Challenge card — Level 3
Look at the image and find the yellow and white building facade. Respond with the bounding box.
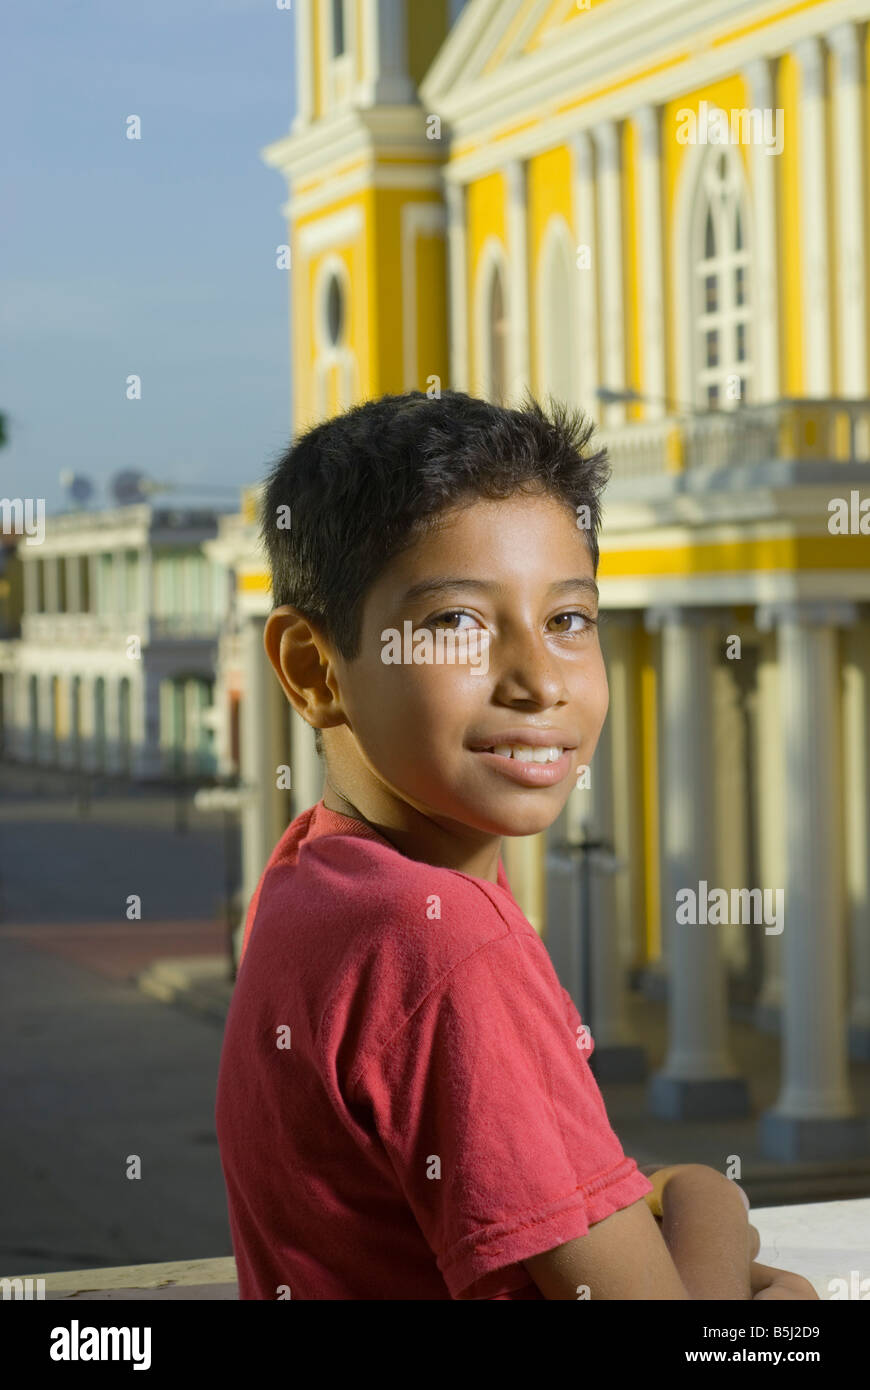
[219,0,870,1160]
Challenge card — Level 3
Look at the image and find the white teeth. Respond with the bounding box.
[491,744,563,763]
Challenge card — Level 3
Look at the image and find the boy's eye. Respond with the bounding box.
[427,610,478,630]
[550,611,597,634]
[426,610,596,633]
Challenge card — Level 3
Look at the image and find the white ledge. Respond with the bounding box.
[4,1198,869,1299]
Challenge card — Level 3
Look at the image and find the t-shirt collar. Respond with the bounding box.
[309,800,510,892]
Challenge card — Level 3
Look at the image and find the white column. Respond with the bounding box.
[570,130,600,423]
[56,675,75,769]
[79,675,95,771]
[43,556,59,613]
[795,36,831,396]
[360,0,414,106]
[828,22,867,396]
[712,656,749,978]
[238,616,291,960]
[743,57,780,402]
[114,549,127,616]
[66,554,81,614]
[756,601,869,1159]
[445,181,469,392]
[593,120,625,427]
[36,674,54,764]
[88,555,100,616]
[843,621,870,1053]
[581,685,646,1080]
[633,105,665,419]
[22,558,38,616]
[646,607,749,1119]
[505,159,530,403]
[606,615,646,978]
[289,705,323,815]
[104,675,122,773]
[753,643,786,1029]
[291,0,314,132]
[139,547,152,619]
[134,665,162,778]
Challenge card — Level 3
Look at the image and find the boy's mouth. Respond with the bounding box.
[468,744,576,786]
[467,729,577,763]
[474,743,568,763]
[467,730,578,784]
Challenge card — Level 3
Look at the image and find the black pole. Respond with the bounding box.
[575,836,613,1045]
[174,748,187,832]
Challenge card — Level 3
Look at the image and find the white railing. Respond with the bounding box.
[600,398,870,482]
[598,416,677,481]
[19,613,219,644]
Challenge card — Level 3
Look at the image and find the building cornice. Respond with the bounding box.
[429,0,866,184]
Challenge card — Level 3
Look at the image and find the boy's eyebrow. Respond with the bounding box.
[400,577,600,603]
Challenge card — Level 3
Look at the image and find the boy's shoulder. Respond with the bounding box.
[299,826,527,958]
[243,803,546,1007]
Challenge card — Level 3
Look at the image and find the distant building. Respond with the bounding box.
[0,504,223,779]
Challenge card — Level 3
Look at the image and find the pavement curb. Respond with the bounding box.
[137,956,234,1026]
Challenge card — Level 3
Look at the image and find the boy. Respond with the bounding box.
[215,390,816,1301]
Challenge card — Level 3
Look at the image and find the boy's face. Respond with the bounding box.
[317,490,609,847]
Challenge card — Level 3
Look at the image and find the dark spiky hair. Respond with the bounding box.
[259,389,610,757]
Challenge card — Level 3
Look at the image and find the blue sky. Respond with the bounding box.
[3,0,298,515]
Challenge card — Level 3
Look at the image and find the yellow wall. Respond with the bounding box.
[622,119,642,419]
[777,52,802,393]
[639,631,661,962]
[825,43,839,391]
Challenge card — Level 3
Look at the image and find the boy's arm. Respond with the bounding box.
[656,1165,754,1300]
[648,1166,817,1300]
[522,1163,753,1300]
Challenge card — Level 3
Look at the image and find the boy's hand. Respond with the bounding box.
[750,1261,820,1301]
[642,1164,817,1300]
[639,1162,751,1210]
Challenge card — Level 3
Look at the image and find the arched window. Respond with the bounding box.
[539,220,578,408]
[325,272,345,347]
[331,0,346,56]
[487,264,508,404]
[692,145,752,410]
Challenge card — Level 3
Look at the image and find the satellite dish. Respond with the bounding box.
[110,470,150,505]
[59,471,95,507]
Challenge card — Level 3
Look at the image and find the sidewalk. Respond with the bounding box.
[139,955,870,1210]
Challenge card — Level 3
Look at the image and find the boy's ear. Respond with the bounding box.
[263,605,345,733]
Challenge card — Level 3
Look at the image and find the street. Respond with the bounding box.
[0,762,238,1275]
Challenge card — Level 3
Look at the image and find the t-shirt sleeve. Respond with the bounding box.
[350,933,654,1299]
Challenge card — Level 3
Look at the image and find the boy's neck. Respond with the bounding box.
[322,781,502,885]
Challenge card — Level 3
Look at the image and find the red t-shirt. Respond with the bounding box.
[215,801,652,1300]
